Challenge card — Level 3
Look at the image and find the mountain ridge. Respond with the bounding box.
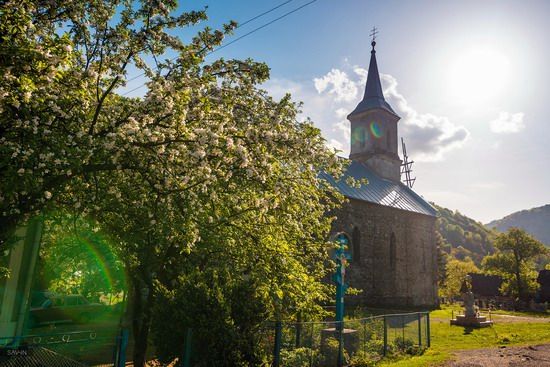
[485,204,550,246]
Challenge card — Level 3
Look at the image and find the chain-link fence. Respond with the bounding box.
[0,329,125,367]
[271,312,430,367]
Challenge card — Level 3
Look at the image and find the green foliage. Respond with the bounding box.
[349,351,379,367]
[1,1,345,365]
[432,203,497,266]
[483,227,547,300]
[36,213,125,301]
[152,271,272,366]
[438,259,479,300]
[280,347,321,367]
[322,336,350,366]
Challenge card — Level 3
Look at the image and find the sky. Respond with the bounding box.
[124,0,550,224]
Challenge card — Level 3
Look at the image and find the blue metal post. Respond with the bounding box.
[333,233,351,366]
[183,328,192,367]
[273,321,282,367]
[116,328,129,367]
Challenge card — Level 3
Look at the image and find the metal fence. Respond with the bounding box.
[271,312,430,367]
[0,313,428,366]
[0,329,127,367]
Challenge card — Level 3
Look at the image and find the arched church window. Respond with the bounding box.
[390,232,396,270]
[352,227,361,262]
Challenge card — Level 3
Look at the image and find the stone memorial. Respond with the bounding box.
[450,275,493,327]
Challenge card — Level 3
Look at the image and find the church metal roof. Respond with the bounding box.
[321,159,437,217]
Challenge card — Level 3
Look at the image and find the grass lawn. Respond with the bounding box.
[375,308,550,367]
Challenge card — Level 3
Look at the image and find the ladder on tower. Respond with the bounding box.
[400,138,416,188]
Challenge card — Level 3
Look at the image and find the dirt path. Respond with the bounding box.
[443,344,550,366]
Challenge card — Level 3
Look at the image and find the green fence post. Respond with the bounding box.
[426,312,431,348]
[116,328,129,367]
[274,321,282,367]
[363,318,367,356]
[418,313,422,346]
[183,328,192,367]
[401,315,405,351]
[383,316,387,356]
[296,313,302,348]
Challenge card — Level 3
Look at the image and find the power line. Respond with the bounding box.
[237,0,294,29]
[124,0,295,85]
[212,0,317,54]
[121,0,317,96]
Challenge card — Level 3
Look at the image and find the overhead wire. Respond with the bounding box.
[121,0,318,96]
[124,0,295,85]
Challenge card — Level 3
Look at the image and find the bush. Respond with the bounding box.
[280,347,321,367]
[151,273,271,366]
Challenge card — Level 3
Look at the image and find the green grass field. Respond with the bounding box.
[375,307,550,367]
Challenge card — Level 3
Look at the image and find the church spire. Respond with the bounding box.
[347,29,402,182]
[364,41,385,101]
[348,34,398,118]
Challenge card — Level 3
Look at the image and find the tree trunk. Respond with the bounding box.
[130,277,155,367]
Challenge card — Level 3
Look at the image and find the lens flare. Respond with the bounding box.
[39,215,127,298]
[370,121,381,138]
[76,235,124,294]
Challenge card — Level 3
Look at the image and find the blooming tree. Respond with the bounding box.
[1,1,344,364]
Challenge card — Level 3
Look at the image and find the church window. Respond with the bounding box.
[352,227,361,262]
[387,130,391,149]
[390,232,396,270]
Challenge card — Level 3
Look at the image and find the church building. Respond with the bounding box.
[322,38,438,307]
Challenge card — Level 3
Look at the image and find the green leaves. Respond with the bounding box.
[482,227,547,300]
[2,1,344,363]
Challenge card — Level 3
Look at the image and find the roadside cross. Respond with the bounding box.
[333,233,352,328]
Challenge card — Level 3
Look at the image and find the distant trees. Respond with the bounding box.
[483,227,547,301]
[438,258,479,301]
[433,203,496,266]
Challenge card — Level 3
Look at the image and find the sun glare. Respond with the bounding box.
[448,48,510,104]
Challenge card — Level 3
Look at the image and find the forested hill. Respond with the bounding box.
[486,204,550,246]
[432,203,498,266]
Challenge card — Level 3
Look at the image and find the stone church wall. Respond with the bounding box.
[330,198,438,308]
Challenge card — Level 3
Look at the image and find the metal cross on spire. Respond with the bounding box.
[370,27,378,42]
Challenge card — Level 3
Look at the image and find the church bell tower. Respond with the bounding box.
[348,35,402,182]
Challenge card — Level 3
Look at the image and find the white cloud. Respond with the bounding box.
[381,73,469,162]
[490,111,525,134]
[313,69,358,102]
[264,66,469,161]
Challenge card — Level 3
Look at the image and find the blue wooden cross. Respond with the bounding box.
[333,233,352,329]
